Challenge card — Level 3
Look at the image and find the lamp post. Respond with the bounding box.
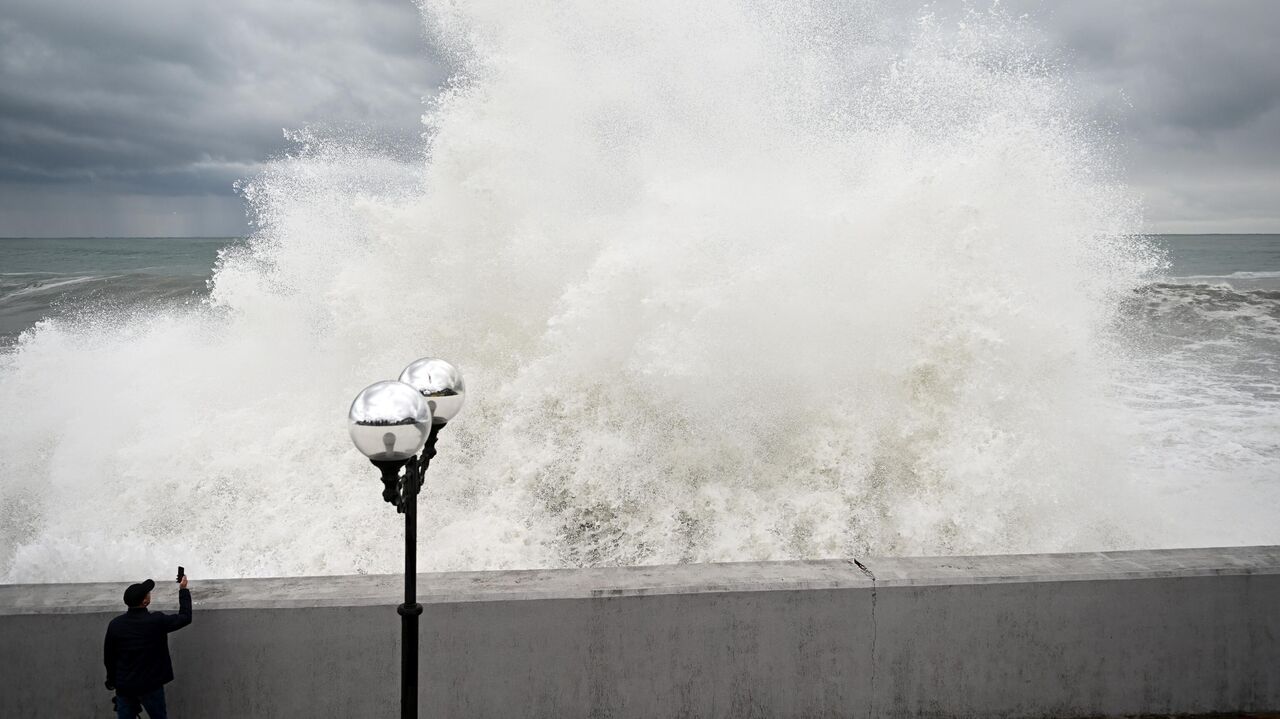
[347,358,466,719]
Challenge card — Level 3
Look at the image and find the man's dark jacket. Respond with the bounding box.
[103,588,192,694]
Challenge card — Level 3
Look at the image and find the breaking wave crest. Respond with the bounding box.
[2,2,1274,583]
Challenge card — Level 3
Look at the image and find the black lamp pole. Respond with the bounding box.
[349,358,466,719]
[371,422,445,719]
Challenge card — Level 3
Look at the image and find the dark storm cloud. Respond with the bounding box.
[0,0,441,235]
[999,0,1280,231]
[1042,2,1279,133]
[0,0,1277,234]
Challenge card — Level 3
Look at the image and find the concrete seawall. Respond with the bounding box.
[1,546,1277,717]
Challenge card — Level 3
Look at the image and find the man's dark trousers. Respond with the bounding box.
[115,687,168,719]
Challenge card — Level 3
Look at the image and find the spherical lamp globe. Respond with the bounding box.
[347,380,433,463]
[398,358,466,425]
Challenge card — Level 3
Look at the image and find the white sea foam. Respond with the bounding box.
[1179,271,1280,280]
[2,1,1276,583]
[2,275,117,298]
[1172,272,1280,292]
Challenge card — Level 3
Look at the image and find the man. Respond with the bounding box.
[104,573,193,719]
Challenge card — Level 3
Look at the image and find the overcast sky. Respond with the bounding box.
[1,0,1277,237]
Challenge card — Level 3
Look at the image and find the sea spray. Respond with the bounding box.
[2,1,1254,584]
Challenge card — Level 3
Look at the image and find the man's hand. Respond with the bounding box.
[179,574,189,590]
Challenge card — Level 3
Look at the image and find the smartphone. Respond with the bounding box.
[177,566,185,583]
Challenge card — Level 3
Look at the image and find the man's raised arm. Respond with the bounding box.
[163,574,192,633]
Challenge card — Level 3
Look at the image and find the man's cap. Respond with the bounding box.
[123,579,155,607]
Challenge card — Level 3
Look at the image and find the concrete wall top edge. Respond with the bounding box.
[861,544,1280,586]
[0,559,872,615]
[2,545,1276,615]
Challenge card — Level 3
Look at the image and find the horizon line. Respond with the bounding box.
[0,235,249,240]
[2,232,1278,240]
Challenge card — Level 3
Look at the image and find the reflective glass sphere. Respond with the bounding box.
[398,358,466,424]
[347,380,432,461]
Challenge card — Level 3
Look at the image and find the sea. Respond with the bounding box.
[0,237,229,348]
[1,3,1278,583]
